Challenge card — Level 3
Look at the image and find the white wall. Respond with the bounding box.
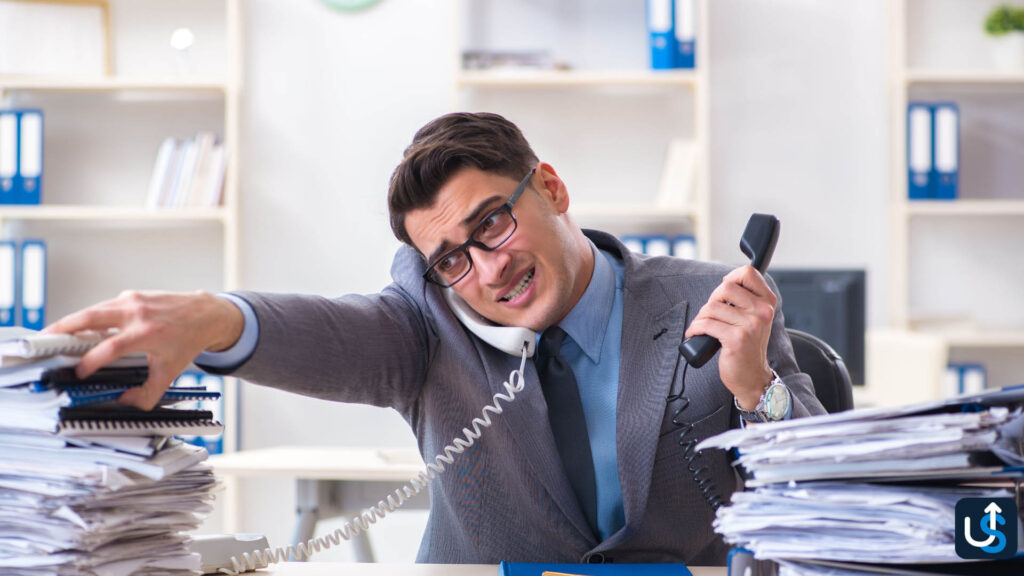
[220,0,894,558]
[226,0,453,560]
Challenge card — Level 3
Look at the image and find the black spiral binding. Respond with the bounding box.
[660,318,727,512]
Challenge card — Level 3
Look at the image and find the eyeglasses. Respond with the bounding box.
[423,168,536,288]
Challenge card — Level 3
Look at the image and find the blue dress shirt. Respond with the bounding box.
[194,293,259,369]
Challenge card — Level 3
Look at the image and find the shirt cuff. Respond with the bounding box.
[194,293,259,370]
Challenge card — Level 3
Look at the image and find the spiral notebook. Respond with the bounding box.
[56,406,223,438]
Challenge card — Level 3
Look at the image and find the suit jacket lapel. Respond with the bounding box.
[614,284,690,536]
[482,348,599,545]
[591,229,733,545]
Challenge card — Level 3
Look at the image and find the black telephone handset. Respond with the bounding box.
[679,213,781,368]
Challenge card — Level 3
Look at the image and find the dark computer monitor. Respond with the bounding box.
[768,268,866,387]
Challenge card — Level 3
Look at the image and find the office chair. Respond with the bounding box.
[787,328,855,413]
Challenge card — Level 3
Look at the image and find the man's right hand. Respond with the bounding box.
[44,290,244,410]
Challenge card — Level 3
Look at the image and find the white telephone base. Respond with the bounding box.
[192,533,270,574]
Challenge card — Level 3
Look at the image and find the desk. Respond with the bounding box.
[258,563,725,576]
[209,446,427,562]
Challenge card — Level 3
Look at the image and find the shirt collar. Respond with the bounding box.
[558,241,616,363]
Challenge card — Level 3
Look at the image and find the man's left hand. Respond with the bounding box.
[684,265,776,410]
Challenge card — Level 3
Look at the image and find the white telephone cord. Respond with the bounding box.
[220,345,530,574]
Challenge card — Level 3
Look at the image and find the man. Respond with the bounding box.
[49,112,825,564]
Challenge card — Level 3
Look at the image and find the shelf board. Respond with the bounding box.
[0,205,228,222]
[942,330,1024,348]
[904,199,1024,216]
[569,203,697,220]
[905,69,1024,85]
[456,69,698,88]
[0,77,228,93]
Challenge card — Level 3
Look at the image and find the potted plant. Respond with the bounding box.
[984,4,1024,71]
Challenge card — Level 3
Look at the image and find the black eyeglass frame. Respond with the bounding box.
[422,167,537,288]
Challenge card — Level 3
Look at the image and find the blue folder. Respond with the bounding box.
[648,0,676,70]
[0,109,43,205]
[67,388,220,407]
[931,102,959,200]
[674,0,696,69]
[0,240,15,327]
[498,562,690,576]
[16,110,43,205]
[19,239,46,330]
[907,102,933,199]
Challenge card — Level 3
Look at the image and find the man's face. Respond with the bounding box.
[405,165,590,332]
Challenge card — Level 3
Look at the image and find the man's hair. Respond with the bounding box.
[388,112,539,248]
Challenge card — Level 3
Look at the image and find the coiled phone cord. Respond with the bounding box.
[220,345,530,574]
[664,327,726,512]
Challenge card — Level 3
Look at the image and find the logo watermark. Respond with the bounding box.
[955,497,1018,559]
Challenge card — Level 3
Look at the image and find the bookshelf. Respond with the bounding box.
[451,0,712,259]
[0,0,242,453]
[884,0,1024,401]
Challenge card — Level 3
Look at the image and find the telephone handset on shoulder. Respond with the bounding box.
[443,288,536,358]
[200,291,534,574]
[679,213,781,368]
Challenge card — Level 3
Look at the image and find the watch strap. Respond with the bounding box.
[736,368,785,423]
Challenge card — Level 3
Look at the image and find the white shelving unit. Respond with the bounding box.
[451,0,711,259]
[883,0,1024,401]
[0,0,242,450]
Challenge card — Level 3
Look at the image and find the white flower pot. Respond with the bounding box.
[991,33,1024,72]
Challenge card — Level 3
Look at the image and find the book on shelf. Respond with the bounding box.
[145,132,227,209]
[655,137,696,210]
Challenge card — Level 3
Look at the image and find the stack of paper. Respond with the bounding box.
[0,331,221,575]
[698,388,1024,575]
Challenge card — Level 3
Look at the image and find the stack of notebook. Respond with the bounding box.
[699,387,1024,575]
[0,328,222,575]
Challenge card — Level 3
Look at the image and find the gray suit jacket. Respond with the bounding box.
[229,230,825,565]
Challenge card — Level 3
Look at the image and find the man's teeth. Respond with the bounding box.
[501,269,534,302]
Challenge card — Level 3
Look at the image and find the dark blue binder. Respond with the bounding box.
[674,0,696,69]
[0,240,15,327]
[907,102,934,199]
[932,102,960,200]
[0,109,43,205]
[0,110,18,204]
[19,239,46,330]
[16,110,43,205]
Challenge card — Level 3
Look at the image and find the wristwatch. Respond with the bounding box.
[736,369,792,423]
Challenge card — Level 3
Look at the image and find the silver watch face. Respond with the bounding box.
[765,383,791,420]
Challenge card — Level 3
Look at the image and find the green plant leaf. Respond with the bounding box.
[985,4,1024,36]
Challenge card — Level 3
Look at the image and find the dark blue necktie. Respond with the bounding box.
[536,326,598,536]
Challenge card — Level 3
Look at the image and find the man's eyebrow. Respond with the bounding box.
[426,241,452,266]
[426,195,506,264]
[461,195,504,227]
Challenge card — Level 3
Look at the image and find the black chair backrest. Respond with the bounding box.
[787,328,854,413]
